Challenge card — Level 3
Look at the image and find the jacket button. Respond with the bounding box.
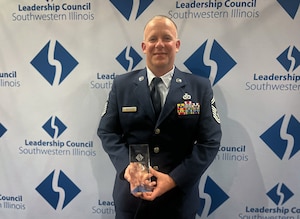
[154,147,160,153]
[154,128,160,134]
[153,165,159,171]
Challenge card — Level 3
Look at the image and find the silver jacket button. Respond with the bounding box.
[154,128,160,134]
[153,165,159,171]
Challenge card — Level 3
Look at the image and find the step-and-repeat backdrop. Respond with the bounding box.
[1,0,299,218]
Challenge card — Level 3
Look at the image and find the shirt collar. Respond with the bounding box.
[146,66,174,89]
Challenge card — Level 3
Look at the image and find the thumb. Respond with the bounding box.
[149,166,159,176]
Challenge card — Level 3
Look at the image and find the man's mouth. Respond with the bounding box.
[154,52,167,55]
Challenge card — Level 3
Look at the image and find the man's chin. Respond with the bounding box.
[153,59,168,66]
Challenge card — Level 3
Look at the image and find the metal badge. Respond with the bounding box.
[176,78,182,83]
[182,93,191,100]
[139,76,144,81]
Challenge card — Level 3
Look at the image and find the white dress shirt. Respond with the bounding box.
[147,66,174,107]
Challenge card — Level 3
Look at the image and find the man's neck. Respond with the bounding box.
[147,66,174,77]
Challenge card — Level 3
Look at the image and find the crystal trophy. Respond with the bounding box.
[129,144,152,193]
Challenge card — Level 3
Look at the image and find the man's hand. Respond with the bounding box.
[124,163,155,198]
[142,167,176,201]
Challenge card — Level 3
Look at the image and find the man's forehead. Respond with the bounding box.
[144,19,177,37]
[146,18,174,29]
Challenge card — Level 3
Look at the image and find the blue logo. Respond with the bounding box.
[260,114,300,160]
[36,170,81,210]
[116,46,142,71]
[42,116,67,139]
[277,0,300,19]
[198,176,229,217]
[267,183,294,205]
[110,0,153,20]
[184,39,236,86]
[277,46,300,72]
[0,123,7,138]
[31,40,78,86]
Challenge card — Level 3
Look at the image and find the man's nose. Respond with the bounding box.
[155,39,164,48]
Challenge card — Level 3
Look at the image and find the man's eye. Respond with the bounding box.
[163,37,172,41]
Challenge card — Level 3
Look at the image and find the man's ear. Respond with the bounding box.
[176,39,181,52]
[141,42,147,54]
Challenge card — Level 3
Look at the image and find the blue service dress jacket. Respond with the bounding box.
[98,67,221,219]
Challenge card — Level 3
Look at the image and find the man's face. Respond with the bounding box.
[142,18,180,74]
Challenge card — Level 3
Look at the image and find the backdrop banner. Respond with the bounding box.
[1,0,299,218]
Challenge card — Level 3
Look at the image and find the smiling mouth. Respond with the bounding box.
[154,53,167,56]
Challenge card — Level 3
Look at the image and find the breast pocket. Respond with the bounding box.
[176,114,200,131]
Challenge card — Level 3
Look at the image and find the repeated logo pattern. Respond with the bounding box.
[198,176,229,217]
[277,46,300,72]
[2,2,297,218]
[42,116,67,139]
[184,39,236,86]
[110,0,153,20]
[31,40,78,86]
[260,114,300,160]
[116,46,142,71]
[0,123,7,138]
[36,170,81,210]
[277,0,300,19]
[267,183,294,206]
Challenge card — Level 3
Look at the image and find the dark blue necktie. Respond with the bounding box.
[150,77,162,118]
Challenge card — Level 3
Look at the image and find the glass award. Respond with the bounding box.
[129,144,152,193]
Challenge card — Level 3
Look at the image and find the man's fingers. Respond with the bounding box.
[149,166,159,176]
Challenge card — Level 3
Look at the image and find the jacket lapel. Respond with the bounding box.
[133,69,156,122]
[157,68,187,125]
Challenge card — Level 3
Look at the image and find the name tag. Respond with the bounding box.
[122,106,137,113]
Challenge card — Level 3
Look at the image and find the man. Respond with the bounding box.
[98,15,221,219]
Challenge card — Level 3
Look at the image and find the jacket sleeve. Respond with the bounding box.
[97,78,129,176]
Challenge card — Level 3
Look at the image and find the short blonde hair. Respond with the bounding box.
[143,15,178,38]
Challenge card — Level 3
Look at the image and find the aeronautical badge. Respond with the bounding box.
[182,93,191,100]
[211,97,221,123]
[177,93,200,115]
